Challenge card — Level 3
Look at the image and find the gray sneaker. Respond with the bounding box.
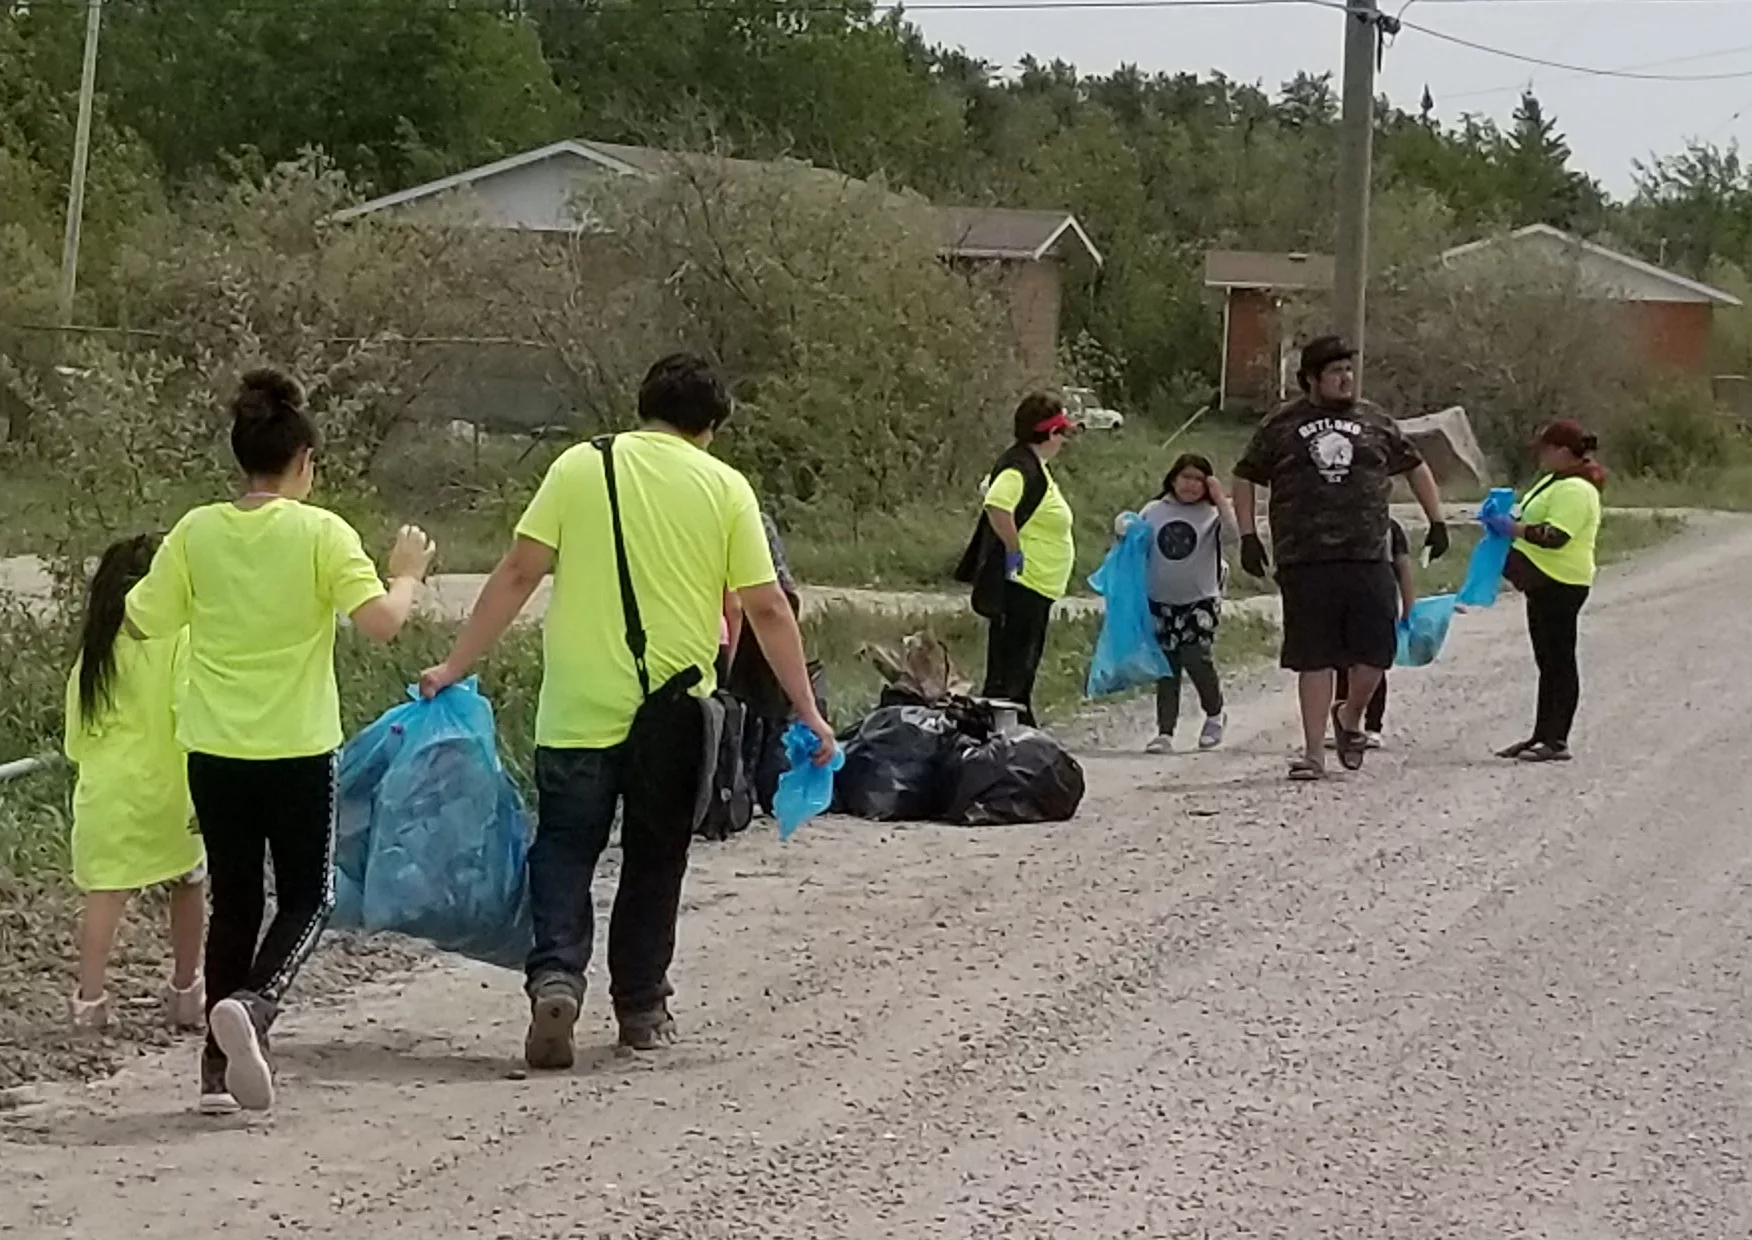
[1198,712,1227,750]
[208,993,276,1112]
[525,977,582,1071]
[616,1003,677,1052]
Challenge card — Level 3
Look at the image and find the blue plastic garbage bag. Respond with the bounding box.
[774,721,846,841]
[332,680,534,970]
[1457,487,1518,608]
[1396,593,1459,667]
[1085,515,1173,698]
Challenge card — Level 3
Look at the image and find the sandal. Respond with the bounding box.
[1331,710,1367,772]
[1495,739,1536,760]
[1287,756,1326,782]
[1516,741,1572,764]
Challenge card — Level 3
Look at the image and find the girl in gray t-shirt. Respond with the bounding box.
[1126,453,1238,754]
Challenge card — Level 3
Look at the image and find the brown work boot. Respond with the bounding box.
[616,1003,677,1052]
[525,976,582,1071]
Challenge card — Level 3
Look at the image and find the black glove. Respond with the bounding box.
[1240,532,1270,578]
[1424,520,1450,562]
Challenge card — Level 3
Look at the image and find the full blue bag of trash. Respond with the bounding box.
[332,680,534,970]
[773,721,846,841]
[1396,594,1459,667]
[1085,514,1173,698]
[1456,487,1518,607]
[332,692,415,929]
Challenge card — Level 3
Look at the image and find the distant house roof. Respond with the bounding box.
[936,206,1103,265]
[1441,224,1741,307]
[1204,250,1334,292]
[336,139,1102,267]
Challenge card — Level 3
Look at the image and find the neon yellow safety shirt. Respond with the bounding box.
[1514,473,1602,587]
[984,464,1076,602]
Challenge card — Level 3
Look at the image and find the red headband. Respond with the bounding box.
[1034,410,1075,436]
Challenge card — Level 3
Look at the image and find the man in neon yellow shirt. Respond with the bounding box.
[421,354,835,1068]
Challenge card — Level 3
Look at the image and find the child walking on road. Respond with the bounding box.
[1334,518,1416,748]
[64,534,207,1035]
[1134,454,1236,754]
[125,369,436,1115]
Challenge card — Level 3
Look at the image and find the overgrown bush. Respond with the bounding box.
[1367,249,1636,476]
[1604,381,1735,480]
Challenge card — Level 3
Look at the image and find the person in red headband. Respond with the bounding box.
[1485,419,1605,763]
[954,394,1078,726]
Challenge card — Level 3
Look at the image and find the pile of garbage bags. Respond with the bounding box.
[331,679,534,969]
[832,693,1085,826]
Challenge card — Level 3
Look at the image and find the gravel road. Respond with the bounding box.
[6,520,1752,1238]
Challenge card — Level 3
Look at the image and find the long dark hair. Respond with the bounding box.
[77,534,161,724]
[1159,452,1217,503]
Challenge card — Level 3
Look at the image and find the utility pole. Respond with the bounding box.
[1333,0,1379,389]
[58,0,104,326]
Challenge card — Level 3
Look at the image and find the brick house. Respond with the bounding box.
[1439,224,1739,374]
[1203,250,1333,412]
[337,139,1100,397]
[1206,226,1739,415]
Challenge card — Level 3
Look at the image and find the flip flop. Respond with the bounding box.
[1495,739,1536,760]
[1516,741,1573,764]
[1287,756,1325,782]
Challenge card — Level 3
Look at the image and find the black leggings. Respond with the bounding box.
[188,753,337,1052]
[982,581,1055,727]
[1526,583,1590,745]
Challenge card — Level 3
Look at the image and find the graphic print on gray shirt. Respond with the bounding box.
[1140,498,1227,606]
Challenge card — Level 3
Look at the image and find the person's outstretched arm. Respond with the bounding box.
[738,580,836,764]
[418,536,552,695]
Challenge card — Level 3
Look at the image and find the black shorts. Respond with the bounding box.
[1276,560,1398,672]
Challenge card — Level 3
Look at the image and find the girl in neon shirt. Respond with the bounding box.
[127,369,436,1114]
[64,534,207,1036]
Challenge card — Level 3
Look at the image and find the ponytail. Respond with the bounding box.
[76,534,161,725]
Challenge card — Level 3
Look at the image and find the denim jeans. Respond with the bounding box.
[527,730,703,1015]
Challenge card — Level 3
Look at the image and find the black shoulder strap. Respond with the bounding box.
[592,434,650,697]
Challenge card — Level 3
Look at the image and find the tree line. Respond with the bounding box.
[4,0,1751,413]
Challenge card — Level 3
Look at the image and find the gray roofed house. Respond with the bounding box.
[337,139,1100,380]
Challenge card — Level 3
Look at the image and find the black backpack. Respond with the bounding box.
[954,444,1049,619]
[698,692,755,841]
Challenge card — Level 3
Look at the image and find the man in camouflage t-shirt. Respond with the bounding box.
[1231,335,1449,781]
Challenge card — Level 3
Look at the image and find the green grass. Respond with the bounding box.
[783,420,1256,592]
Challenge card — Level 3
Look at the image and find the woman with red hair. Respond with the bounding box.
[1485,420,1606,763]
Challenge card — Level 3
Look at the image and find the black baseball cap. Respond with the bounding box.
[1297,335,1357,389]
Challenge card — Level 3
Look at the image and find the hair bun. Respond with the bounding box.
[236,368,305,420]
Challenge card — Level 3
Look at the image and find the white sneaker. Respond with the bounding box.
[164,976,205,1032]
[68,992,110,1033]
[1144,734,1174,755]
[1363,731,1384,750]
[1198,713,1227,751]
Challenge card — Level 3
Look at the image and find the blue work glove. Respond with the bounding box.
[1481,512,1515,539]
[1004,549,1026,580]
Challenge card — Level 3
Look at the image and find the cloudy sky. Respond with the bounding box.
[905,0,1752,197]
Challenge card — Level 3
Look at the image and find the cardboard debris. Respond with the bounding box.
[1399,405,1486,489]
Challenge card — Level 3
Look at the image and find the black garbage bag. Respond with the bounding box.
[833,705,962,822]
[944,727,1085,826]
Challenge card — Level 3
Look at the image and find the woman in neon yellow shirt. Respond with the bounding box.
[1487,419,1605,764]
[64,534,206,1037]
[958,394,1076,726]
[126,369,436,1115]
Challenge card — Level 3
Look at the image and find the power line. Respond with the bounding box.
[1399,16,1752,80]
[1442,40,1752,102]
